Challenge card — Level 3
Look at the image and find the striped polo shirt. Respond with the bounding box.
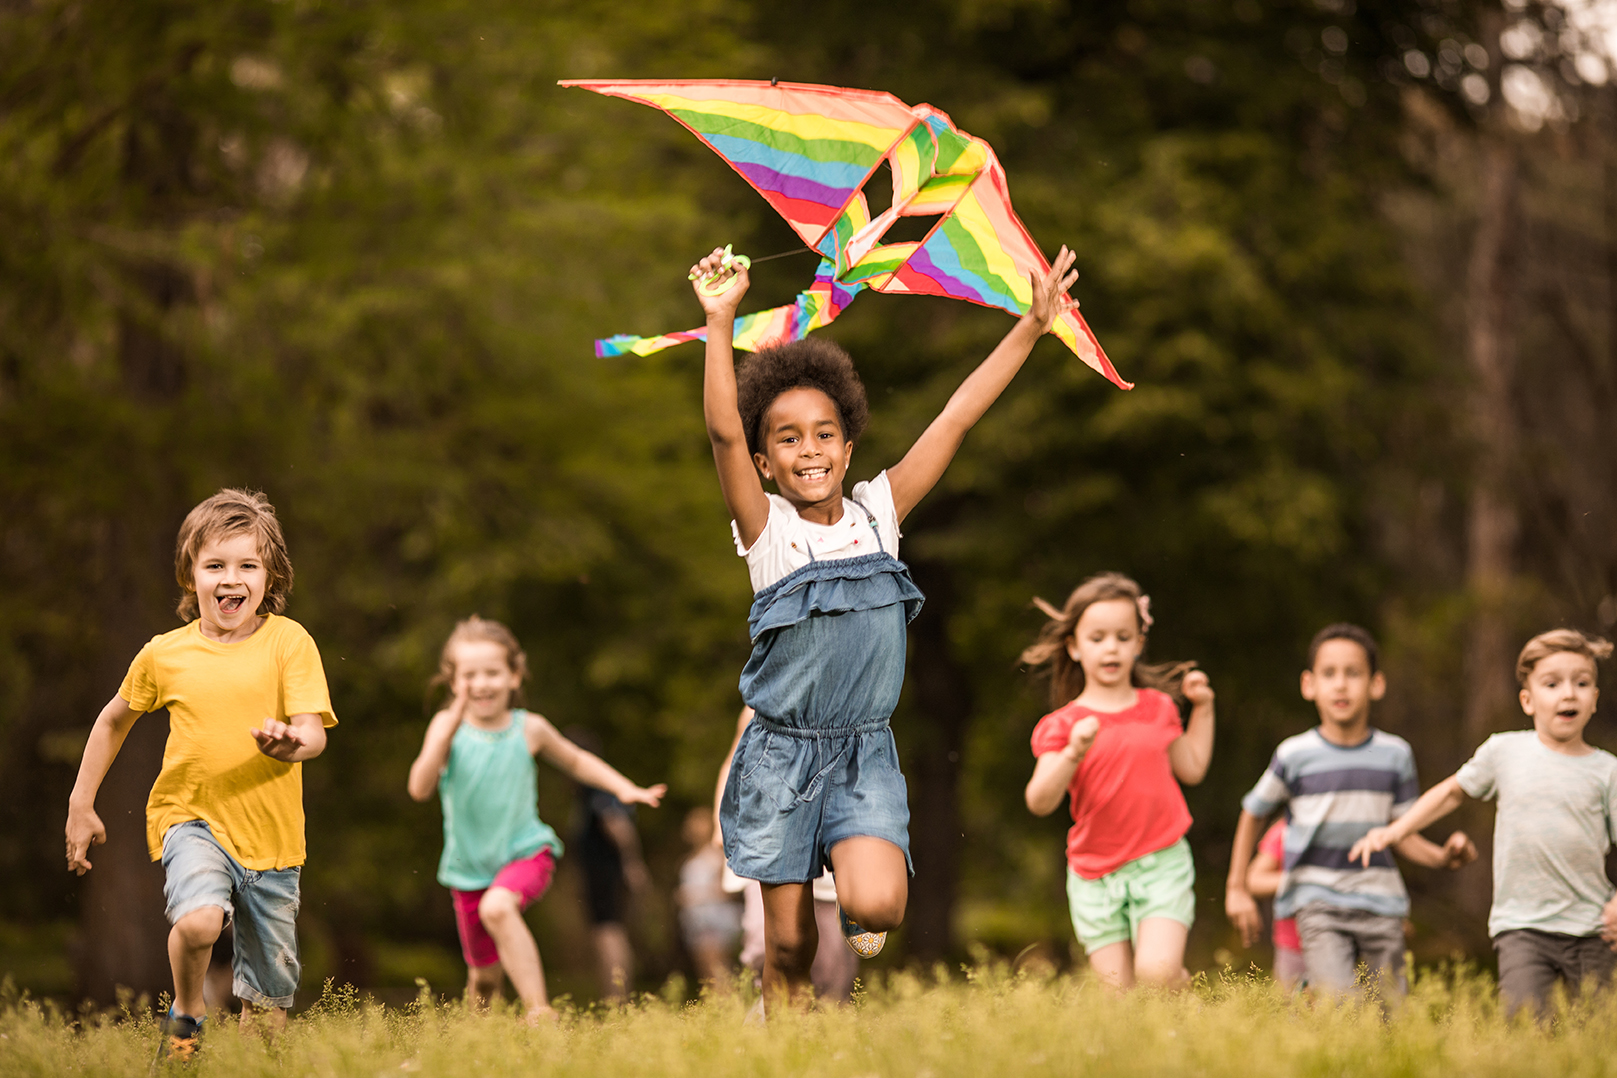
[1242,727,1421,919]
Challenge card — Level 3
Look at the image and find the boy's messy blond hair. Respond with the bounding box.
[174,489,294,622]
[1515,629,1614,686]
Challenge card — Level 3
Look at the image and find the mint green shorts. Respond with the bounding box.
[1066,838,1196,954]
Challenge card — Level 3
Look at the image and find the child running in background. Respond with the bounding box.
[65,489,336,1060]
[1022,573,1216,989]
[1247,820,1305,991]
[1226,624,1475,998]
[693,243,1081,1008]
[406,617,665,1021]
[677,808,743,988]
[1349,629,1617,1016]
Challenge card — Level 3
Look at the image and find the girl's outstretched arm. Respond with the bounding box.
[1167,671,1215,784]
[887,247,1078,523]
[531,715,667,807]
[694,250,772,549]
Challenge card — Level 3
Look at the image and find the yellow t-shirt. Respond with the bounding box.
[119,613,337,870]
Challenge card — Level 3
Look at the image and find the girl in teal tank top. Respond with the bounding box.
[407,617,666,1020]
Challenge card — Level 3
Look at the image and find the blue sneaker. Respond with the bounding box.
[838,907,886,959]
[154,1009,204,1068]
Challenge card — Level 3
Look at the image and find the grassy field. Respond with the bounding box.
[5,964,1617,1078]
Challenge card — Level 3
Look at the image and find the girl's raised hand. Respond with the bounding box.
[1026,245,1079,335]
[1182,669,1215,706]
[690,247,749,319]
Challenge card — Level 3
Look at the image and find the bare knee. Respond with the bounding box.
[478,889,521,930]
[1134,958,1187,988]
[174,907,225,949]
[845,882,906,932]
[765,925,816,977]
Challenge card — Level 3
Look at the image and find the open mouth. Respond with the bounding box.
[218,595,246,614]
[796,467,830,482]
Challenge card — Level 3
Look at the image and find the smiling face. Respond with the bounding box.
[752,387,851,510]
[191,531,269,642]
[450,639,523,725]
[1301,638,1385,737]
[1520,651,1599,752]
[1066,599,1144,693]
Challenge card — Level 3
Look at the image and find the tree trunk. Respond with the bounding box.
[902,556,973,963]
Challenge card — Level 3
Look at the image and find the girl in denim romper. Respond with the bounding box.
[690,243,1082,1008]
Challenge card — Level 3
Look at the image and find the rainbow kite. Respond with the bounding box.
[562,79,1129,390]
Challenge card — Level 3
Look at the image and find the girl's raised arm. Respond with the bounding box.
[532,716,666,807]
[887,247,1078,523]
[695,250,771,549]
[406,692,466,802]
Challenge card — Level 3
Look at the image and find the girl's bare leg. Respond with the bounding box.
[760,881,817,1009]
[477,887,553,1018]
[592,923,633,1002]
[1086,941,1136,990]
[828,837,907,931]
[1132,918,1190,987]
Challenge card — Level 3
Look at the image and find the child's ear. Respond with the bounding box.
[1300,669,1317,701]
[1066,636,1081,663]
[1519,687,1535,717]
[1369,671,1387,702]
[753,451,773,480]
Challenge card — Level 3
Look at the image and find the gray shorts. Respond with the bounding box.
[162,821,302,1009]
[1494,929,1616,1017]
[1294,903,1406,996]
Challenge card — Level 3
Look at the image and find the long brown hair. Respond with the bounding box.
[1020,572,1195,709]
[428,615,530,709]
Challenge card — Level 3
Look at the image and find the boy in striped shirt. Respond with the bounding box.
[1224,624,1476,995]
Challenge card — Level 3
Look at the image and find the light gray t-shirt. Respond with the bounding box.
[1457,730,1617,937]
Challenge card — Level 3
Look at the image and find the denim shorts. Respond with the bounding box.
[1065,838,1195,954]
[161,820,302,1009]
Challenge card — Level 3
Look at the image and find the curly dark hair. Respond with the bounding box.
[736,338,870,455]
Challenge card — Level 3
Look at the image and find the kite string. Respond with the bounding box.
[746,246,816,264]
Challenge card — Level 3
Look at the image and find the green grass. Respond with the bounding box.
[4,964,1617,1078]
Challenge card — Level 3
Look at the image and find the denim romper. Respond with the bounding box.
[721,499,925,884]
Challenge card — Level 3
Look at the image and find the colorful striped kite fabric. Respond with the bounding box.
[563,79,1128,390]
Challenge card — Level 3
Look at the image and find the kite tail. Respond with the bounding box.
[594,259,865,358]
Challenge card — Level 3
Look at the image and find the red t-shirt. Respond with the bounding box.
[1257,820,1300,952]
[1030,688,1192,880]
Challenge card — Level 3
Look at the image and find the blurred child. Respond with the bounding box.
[65,489,336,1060]
[1247,820,1304,990]
[567,725,653,1003]
[1022,573,1216,989]
[677,807,742,987]
[1226,624,1475,998]
[407,617,665,1021]
[1350,629,1617,1016]
[692,243,1082,1008]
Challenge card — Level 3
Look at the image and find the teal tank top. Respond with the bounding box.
[436,709,564,890]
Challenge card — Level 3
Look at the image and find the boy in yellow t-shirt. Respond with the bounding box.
[65,489,335,1059]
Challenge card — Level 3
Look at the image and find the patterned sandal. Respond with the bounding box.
[838,906,886,959]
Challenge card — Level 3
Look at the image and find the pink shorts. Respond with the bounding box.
[450,848,556,969]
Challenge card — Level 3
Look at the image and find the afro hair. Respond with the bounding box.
[736,338,870,455]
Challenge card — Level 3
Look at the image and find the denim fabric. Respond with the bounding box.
[724,549,922,884]
[162,820,302,1008]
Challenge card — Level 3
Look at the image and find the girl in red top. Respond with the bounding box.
[1023,572,1215,989]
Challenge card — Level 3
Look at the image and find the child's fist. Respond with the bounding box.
[1601,895,1617,951]
[690,247,749,318]
[1182,669,1214,706]
[1064,715,1100,760]
[65,807,105,876]
[1225,886,1264,948]
[1442,831,1478,870]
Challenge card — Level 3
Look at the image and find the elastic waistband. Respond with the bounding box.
[754,714,890,739]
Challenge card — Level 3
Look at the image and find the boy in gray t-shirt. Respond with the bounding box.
[1350,629,1617,1015]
